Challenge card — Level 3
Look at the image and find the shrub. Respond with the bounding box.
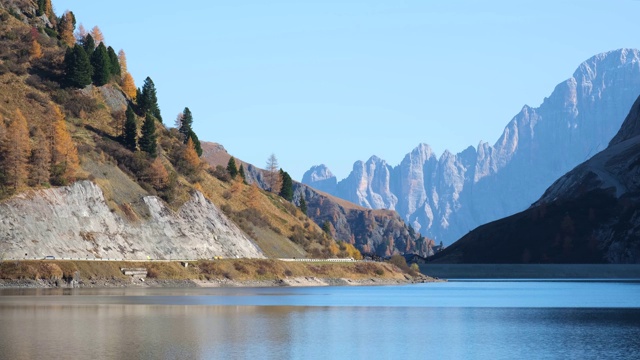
[209,165,230,182]
[388,254,410,273]
[375,268,384,276]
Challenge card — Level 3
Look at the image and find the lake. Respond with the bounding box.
[0,281,639,359]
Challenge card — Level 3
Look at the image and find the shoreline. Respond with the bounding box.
[0,276,436,289]
[0,259,438,289]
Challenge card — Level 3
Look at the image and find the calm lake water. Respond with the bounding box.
[1,281,639,359]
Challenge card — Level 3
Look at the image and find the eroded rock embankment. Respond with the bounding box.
[0,181,264,260]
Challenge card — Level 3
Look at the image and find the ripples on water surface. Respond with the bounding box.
[0,281,639,359]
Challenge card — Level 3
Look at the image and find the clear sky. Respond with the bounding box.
[54,0,640,181]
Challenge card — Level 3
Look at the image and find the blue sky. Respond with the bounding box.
[55,0,640,181]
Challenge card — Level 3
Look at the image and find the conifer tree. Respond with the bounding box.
[90,26,104,45]
[50,105,79,185]
[123,105,137,151]
[117,49,127,77]
[37,0,54,23]
[177,107,202,156]
[121,72,136,99]
[145,157,169,190]
[238,164,247,184]
[265,154,282,193]
[64,45,92,88]
[4,110,31,191]
[227,157,238,179]
[30,39,42,60]
[139,113,157,157]
[82,34,95,56]
[58,11,76,46]
[75,23,87,43]
[29,126,51,186]
[178,107,193,140]
[182,137,200,174]
[90,42,111,86]
[279,169,293,201]
[107,46,120,79]
[138,77,162,122]
[299,195,307,215]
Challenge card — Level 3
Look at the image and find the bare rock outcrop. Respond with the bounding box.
[0,181,264,260]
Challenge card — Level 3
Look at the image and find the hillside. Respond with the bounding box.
[430,95,640,264]
[0,0,362,261]
[303,49,640,245]
[201,142,430,257]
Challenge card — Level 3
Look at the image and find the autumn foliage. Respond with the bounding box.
[50,105,79,185]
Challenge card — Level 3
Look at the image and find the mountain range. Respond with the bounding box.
[431,93,640,263]
[303,49,640,245]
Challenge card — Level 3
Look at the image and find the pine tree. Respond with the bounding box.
[90,42,111,86]
[279,169,293,201]
[238,164,247,184]
[177,107,202,156]
[29,126,51,186]
[64,45,92,88]
[299,195,307,215]
[58,11,76,46]
[4,110,31,191]
[123,105,137,151]
[138,77,162,122]
[227,157,238,179]
[121,72,136,99]
[178,107,193,140]
[50,105,79,185]
[82,34,95,56]
[139,113,157,157]
[107,46,120,79]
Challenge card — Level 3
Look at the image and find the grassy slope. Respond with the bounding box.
[0,3,341,260]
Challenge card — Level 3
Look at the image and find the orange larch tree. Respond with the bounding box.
[182,137,201,174]
[30,39,42,59]
[118,49,127,76]
[75,23,87,42]
[50,105,79,185]
[58,11,76,46]
[145,157,169,190]
[90,26,104,45]
[4,110,31,191]
[121,72,137,99]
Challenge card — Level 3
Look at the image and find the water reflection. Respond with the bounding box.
[0,283,639,359]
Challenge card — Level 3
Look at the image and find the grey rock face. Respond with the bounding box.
[302,165,337,194]
[303,49,640,245]
[0,181,264,260]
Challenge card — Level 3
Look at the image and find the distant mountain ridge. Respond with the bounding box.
[430,93,640,264]
[303,49,640,245]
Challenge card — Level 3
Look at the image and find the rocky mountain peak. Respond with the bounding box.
[303,49,640,245]
[301,164,337,194]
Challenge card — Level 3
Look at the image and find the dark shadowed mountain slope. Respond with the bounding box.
[430,95,640,264]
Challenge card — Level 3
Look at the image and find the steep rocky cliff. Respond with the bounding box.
[304,49,640,245]
[0,181,264,260]
[430,95,640,264]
